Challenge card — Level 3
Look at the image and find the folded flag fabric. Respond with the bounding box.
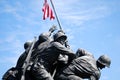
[42,0,55,20]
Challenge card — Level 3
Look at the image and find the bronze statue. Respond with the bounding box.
[55,50,111,80]
[30,31,76,80]
[2,27,111,80]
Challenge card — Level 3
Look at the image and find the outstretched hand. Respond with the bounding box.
[49,25,57,32]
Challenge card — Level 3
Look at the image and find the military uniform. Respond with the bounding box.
[30,31,76,80]
[30,41,76,80]
[55,55,101,80]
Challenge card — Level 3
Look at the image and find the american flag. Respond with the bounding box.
[42,0,55,20]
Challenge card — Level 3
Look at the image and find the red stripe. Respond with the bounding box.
[42,0,55,20]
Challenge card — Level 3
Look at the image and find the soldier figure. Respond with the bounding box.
[30,31,76,80]
[55,53,111,80]
[2,26,57,80]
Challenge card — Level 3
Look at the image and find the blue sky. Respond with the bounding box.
[0,0,120,80]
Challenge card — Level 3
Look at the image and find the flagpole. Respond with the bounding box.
[49,0,62,30]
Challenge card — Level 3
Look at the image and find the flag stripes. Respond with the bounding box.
[42,0,55,20]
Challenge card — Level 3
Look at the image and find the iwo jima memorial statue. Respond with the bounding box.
[2,0,111,80]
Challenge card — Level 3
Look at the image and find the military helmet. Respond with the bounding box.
[38,33,49,43]
[24,41,32,49]
[54,31,67,41]
[97,55,111,68]
[76,48,86,57]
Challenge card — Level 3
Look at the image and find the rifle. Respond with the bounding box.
[20,37,37,80]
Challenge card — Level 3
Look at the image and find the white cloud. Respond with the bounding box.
[1,1,41,26]
[59,6,109,26]
[48,0,110,27]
